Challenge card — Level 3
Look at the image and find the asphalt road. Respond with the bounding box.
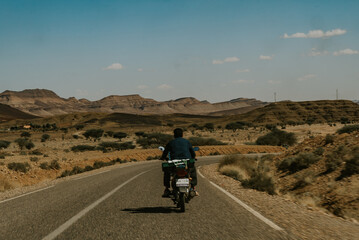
[0,156,294,240]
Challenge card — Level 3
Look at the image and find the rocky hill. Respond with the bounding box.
[0,89,266,117]
[231,100,359,125]
[0,103,38,121]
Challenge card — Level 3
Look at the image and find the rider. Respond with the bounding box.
[160,128,198,198]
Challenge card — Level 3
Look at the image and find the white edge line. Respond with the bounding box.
[0,185,54,204]
[74,169,111,180]
[42,170,149,240]
[197,168,283,231]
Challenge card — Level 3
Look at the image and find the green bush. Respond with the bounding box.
[71,145,96,152]
[106,131,114,137]
[0,140,10,149]
[256,129,296,146]
[135,131,145,137]
[225,122,245,131]
[278,153,320,173]
[40,162,49,170]
[31,149,43,155]
[50,160,61,170]
[218,155,239,169]
[15,138,35,150]
[203,123,214,131]
[337,124,359,134]
[8,162,31,173]
[337,149,359,179]
[313,147,324,156]
[189,137,226,146]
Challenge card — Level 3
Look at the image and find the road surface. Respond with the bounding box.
[0,156,294,239]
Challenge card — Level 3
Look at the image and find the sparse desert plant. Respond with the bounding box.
[40,162,49,170]
[71,145,96,152]
[20,131,31,138]
[325,145,347,173]
[0,140,10,149]
[256,128,296,146]
[7,162,31,173]
[83,129,104,140]
[74,124,84,130]
[105,131,114,137]
[41,134,50,142]
[135,131,145,137]
[113,132,127,140]
[0,175,13,192]
[31,149,43,155]
[15,138,35,150]
[225,122,245,132]
[188,137,226,146]
[136,133,173,148]
[313,147,325,156]
[203,123,214,131]
[0,154,5,159]
[337,151,359,179]
[49,160,61,170]
[292,171,316,190]
[337,124,359,134]
[30,157,39,162]
[241,172,276,195]
[324,134,335,145]
[278,153,320,174]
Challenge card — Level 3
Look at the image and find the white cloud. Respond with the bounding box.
[137,68,143,72]
[103,63,123,70]
[298,74,316,82]
[308,48,329,57]
[268,80,280,84]
[236,69,250,73]
[157,84,173,90]
[212,56,240,64]
[333,48,359,56]
[233,79,253,84]
[282,28,346,39]
[259,55,273,60]
[212,60,224,64]
[137,85,148,89]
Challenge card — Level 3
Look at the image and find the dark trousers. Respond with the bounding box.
[163,165,197,188]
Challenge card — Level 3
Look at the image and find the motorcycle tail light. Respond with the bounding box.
[176,169,188,177]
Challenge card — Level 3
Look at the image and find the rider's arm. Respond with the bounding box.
[189,142,196,159]
[160,143,170,160]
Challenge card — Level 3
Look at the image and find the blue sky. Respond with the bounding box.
[1,0,358,102]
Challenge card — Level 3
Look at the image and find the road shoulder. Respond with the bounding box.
[200,164,359,240]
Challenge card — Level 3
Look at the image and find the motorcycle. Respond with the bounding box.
[159,146,199,212]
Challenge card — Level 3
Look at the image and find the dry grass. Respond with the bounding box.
[0,174,13,192]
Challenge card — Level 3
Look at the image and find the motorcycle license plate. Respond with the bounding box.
[176,178,189,187]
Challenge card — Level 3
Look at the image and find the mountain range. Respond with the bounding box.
[0,89,267,118]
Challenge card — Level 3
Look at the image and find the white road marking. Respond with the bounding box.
[0,186,54,204]
[42,170,149,240]
[197,169,284,231]
[73,169,111,180]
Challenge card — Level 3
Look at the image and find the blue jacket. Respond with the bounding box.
[161,137,196,160]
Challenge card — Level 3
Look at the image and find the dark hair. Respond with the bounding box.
[173,128,183,138]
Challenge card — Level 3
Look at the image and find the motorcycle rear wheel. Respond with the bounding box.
[179,192,185,212]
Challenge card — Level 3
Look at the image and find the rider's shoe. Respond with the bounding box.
[189,187,199,197]
[162,188,171,198]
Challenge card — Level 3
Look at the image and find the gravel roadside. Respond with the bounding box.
[199,164,359,240]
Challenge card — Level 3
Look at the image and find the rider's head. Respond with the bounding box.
[173,128,183,138]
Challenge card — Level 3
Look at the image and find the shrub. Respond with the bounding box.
[225,122,245,132]
[136,133,173,148]
[278,153,320,174]
[74,124,84,130]
[83,129,104,140]
[0,140,10,149]
[324,134,335,145]
[313,147,324,156]
[241,173,276,195]
[113,132,127,140]
[7,162,31,173]
[40,162,49,170]
[31,149,43,155]
[256,129,296,146]
[71,145,96,152]
[50,160,61,170]
[218,155,239,169]
[106,131,114,137]
[337,150,359,179]
[135,131,145,137]
[25,141,35,150]
[41,134,50,142]
[20,132,31,138]
[188,137,226,146]
[30,157,39,162]
[325,145,347,173]
[203,123,214,131]
[337,124,359,134]
[292,171,315,190]
[93,160,116,169]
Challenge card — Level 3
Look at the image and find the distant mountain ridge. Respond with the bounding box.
[0,89,267,117]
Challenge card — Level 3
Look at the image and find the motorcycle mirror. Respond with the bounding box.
[158,146,165,151]
[193,147,199,151]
